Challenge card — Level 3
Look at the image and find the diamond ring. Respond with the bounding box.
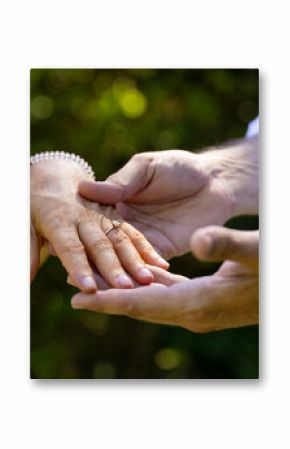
[104,219,122,236]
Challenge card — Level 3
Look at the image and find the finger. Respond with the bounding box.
[67,264,186,290]
[48,226,96,293]
[71,284,170,321]
[68,272,110,290]
[67,275,77,287]
[78,220,134,289]
[78,180,125,204]
[103,224,154,285]
[125,219,174,260]
[78,153,152,204]
[71,276,213,330]
[191,226,259,265]
[121,222,169,269]
[30,223,40,282]
[68,268,142,290]
[147,265,189,286]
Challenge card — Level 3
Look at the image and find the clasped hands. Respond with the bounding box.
[31,137,258,332]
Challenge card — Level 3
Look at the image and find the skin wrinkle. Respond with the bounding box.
[202,139,258,217]
[128,155,156,201]
[106,154,154,203]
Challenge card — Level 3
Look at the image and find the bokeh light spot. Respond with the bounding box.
[31,95,54,119]
[118,88,147,118]
[155,348,182,370]
[81,312,110,336]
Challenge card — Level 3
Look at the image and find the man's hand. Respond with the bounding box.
[71,227,259,333]
[78,139,258,259]
[31,159,168,291]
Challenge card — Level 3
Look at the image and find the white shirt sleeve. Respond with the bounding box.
[246,117,259,138]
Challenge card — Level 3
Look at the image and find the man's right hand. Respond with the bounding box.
[79,139,258,259]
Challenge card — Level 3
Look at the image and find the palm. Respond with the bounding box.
[116,176,229,259]
[79,150,231,259]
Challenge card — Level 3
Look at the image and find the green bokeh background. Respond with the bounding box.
[31,68,259,379]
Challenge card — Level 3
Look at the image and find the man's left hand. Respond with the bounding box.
[71,227,259,333]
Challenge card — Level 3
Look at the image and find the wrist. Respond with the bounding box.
[201,137,259,218]
[31,159,91,193]
[30,151,95,178]
[30,159,92,234]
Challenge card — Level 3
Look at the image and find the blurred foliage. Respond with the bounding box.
[31,69,259,379]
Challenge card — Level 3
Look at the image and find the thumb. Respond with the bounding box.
[190,226,259,265]
[78,153,151,205]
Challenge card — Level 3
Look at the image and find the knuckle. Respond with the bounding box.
[209,234,230,259]
[131,228,142,240]
[49,204,76,225]
[78,213,98,230]
[132,231,151,249]
[131,152,154,167]
[139,246,154,258]
[132,153,145,163]
[124,300,139,319]
[111,230,129,247]
[61,238,83,255]
[48,214,71,230]
[91,238,112,252]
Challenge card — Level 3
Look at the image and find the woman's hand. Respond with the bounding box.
[31,159,168,292]
[30,222,40,282]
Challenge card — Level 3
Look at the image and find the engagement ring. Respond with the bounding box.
[105,220,122,236]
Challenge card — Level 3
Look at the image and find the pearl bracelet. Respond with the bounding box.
[30,151,95,180]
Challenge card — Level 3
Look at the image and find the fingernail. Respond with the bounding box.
[156,255,170,268]
[71,297,83,309]
[138,267,154,282]
[81,276,96,291]
[116,274,134,288]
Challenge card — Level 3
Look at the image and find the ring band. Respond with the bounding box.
[104,219,122,236]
